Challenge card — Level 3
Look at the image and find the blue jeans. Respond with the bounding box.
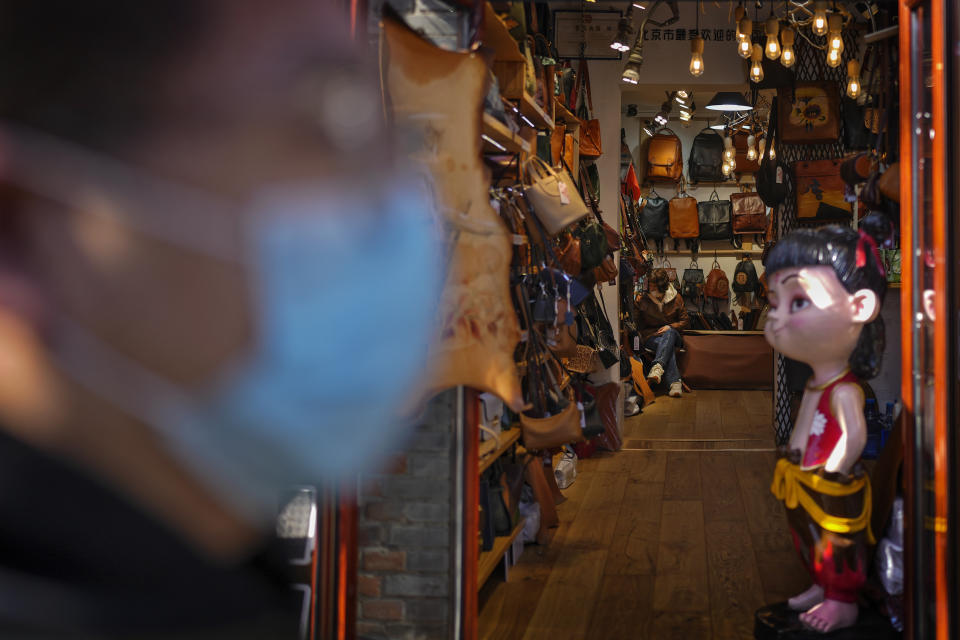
[645,327,681,385]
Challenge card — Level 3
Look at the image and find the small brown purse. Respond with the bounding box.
[730,189,767,234]
[556,233,582,276]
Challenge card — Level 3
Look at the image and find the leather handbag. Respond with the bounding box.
[756,97,790,207]
[520,397,584,450]
[732,258,759,294]
[575,221,609,272]
[523,156,590,235]
[687,128,724,183]
[573,59,602,158]
[551,126,576,170]
[704,259,729,299]
[733,132,761,174]
[646,129,683,182]
[593,254,618,284]
[661,257,681,292]
[585,382,622,451]
[794,158,852,221]
[638,193,669,242]
[697,189,733,241]
[682,261,705,302]
[556,233,581,276]
[668,180,699,240]
[779,82,841,144]
[730,190,767,234]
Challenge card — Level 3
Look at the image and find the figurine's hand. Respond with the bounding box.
[656,325,670,335]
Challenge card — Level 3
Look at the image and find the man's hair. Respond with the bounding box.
[0,1,208,148]
[649,268,669,293]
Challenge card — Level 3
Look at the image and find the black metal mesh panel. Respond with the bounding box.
[772,31,860,445]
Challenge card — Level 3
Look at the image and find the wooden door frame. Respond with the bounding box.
[899,0,952,638]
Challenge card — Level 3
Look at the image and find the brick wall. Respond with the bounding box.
[356,390,459,640]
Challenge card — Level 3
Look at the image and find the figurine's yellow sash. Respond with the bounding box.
[771,458,875,545]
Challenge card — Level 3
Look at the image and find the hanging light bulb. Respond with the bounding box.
[846,60,862,99]
[738,18,753,59]
[689,36,705,77]
[764,17,781,60]
[780,27,796,68]
[734,6,746,39]
[723,135,735,162]
[749,44,764,83]
[827,14,844,54]
[812,1,829,36]
[758,137,766,158]
[746,134,758,161]
[826,46,842,68]
[722,160,732,177]
[768,144,776,161]
[729,157,737,172]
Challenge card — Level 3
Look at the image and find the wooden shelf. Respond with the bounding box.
[482,2,523,63]
[477,518,525,589]
[687,330,765,336]
[479,428,522,475]
[662,249,764,257]
[519,92,554,131]
[483,112,530,154]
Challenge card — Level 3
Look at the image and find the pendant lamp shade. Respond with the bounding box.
[704,91,752,111]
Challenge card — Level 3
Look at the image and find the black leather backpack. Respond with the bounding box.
[697,189,733,242]
[639,193,669,251]
[681,261,705,303]
[687,128,725,183]
[732,258,759,294]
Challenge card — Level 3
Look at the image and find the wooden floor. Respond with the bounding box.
[478,389,809,640]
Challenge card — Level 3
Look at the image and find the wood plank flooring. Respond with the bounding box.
[478,389,808,640]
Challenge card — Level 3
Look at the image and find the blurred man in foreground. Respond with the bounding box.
[0,1,438,636]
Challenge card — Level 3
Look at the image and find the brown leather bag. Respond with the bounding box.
[573,59,602,158]
[794,158,852,221]
[730,190,767,234]
[556,233,581,276]
[646,129,683,182]
[669,181,699,239]
[704,259,729,299]
[520,395,584,450]
[733,132,761,173]
[589,382,623,451]
[779,82,841,144]
[593,254,617,283]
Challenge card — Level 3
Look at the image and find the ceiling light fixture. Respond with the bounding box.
[749,44,764,83]
[705,92,752,111]
[780,27,796,67]
[765,16,781,60]
[689,0,704,77]
[610,8,635,52]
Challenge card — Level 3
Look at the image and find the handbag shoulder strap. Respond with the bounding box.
[576,57,594,116]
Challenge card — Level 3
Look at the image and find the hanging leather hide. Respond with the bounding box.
[381,9,524,411]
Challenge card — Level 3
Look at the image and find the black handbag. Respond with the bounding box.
[732,258,759,294]
[697,189,733,241]
[639,193,669,248]
[843,96,874,151]
[574,220,609,272]
[681,261,705,302]
[756,97,789,207]
[687,128,725,183]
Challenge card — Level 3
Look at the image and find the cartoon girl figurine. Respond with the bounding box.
[763,213,891,633]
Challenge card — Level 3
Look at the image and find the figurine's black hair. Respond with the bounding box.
[766,212,892,379]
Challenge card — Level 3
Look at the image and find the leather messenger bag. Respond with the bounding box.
[646,129,683,182]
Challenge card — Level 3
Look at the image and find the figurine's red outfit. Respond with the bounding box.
[771,372,874,604]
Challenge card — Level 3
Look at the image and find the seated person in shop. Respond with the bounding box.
[636,268,688,397]
[0,1,436,637]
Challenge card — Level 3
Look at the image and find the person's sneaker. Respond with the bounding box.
[646,363,664,385]
[669,381,683,397]
[624,397,641,417]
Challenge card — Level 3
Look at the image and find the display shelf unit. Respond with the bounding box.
[477,518,525,589]
[661,248,764,257]
[478,428,522,475]
[482,113,530,154]
[520,92,554,131]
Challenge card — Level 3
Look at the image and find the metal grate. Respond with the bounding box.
[772,31,860,446]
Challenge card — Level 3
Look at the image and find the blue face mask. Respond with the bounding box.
[7,126,442,524]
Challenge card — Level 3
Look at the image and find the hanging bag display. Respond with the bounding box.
[756,96,790,207]
[729,188,767,235]
[704,258,729,299]
[523,156,590,235]
[660,256,681,293]
[668,177,699,241]
[778,82,841,144]
[732,258,759,295]
[697,188,734,242]
[638,188,669,251]
[573,58,602,158]
[794,158,852,222]
[646,128,683,182]
[681,260,705,303]
[687,128,725,183]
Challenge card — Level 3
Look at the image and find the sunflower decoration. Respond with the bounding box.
[788,87,831,132]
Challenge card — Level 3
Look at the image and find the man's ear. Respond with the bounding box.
[851,288,880,324]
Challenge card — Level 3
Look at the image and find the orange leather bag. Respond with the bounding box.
[646,129,683,182]
[704,259,730,299]
[668,179,699,239]
[573,59,602,158]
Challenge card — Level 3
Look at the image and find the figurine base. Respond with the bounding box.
[754,602,900,639]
